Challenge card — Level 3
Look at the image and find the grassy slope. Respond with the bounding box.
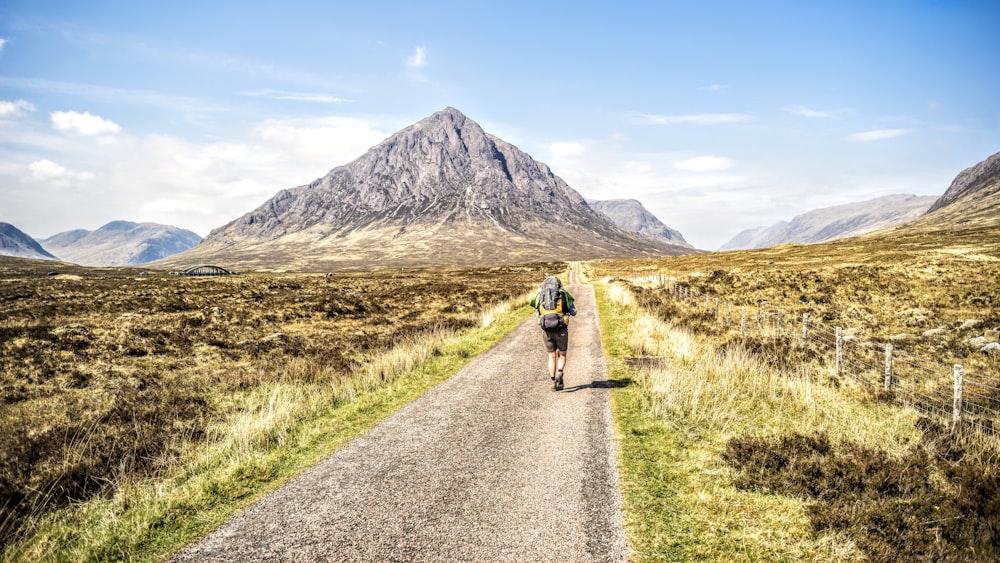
[3,304,533,562]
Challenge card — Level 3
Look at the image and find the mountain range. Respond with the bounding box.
[3,107,995,271]
[38,221,201,267]
[718,194,938,251]
[158,107,692,270]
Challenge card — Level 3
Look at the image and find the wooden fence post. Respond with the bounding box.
[801,313,809,347]
[835,327,843,377]
[884,343,893,391]
[741,307,746,335]
[953,364,964,427]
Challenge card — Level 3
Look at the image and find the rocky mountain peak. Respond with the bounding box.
[927,151,1000,213]
[206,107,605,244]
[177,107,690,270]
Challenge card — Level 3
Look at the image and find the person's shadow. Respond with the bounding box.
[563,378,632,393]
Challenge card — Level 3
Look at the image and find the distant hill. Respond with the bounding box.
[159,107,692,271]
[0,222,58,260]
[40,221,202,266]
[586,199,693,248]
[717,221,790,252]
[719,194,937,251]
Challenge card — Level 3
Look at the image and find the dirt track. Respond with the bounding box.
[173,273,628,561]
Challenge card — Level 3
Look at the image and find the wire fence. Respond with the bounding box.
[629,275,1000,435]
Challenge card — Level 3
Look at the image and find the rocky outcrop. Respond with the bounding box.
[719,194,936,251]
[41,221,202,266]
[0,222,58,260]
[586,199,692,248]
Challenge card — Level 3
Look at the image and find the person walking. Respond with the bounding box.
[529,275,577,390]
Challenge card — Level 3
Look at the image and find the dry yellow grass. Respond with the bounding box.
[0,259,560,554]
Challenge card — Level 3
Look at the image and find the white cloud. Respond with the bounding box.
[51,110,122,136]
[631,112,755,125]
[29,159,70,181]
[27,159,95,185]
[0,99,35,118]
[0,38,6,52]
[785,105,831,118]
[847,128,914,142]
[406,46,427,67]
[549,141,588,158]
[702,84,728,93]
[1,113,392,238]
[242,90,352,103]
[673,156,735,172]
[252,117,387,167]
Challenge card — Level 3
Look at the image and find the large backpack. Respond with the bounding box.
[537,276,567,329]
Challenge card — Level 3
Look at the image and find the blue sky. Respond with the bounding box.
[1,0,998,250]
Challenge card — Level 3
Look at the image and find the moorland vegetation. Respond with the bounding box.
[589,223,1000,560]
[0,259,557,560]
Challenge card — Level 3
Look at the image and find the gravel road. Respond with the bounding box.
[173,275,628,562]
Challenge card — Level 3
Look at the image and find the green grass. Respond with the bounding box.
[595,282,865,561]
[594,272,1000,561]
[2,304,534,562]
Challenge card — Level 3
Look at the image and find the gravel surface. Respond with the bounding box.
[173,277,628,562]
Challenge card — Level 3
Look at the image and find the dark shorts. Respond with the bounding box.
[542,326,569,353]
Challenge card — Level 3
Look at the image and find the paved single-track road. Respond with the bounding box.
[174,269,628,561]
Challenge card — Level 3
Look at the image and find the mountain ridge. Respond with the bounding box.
[926,151,1000,214]
[586,199,692,248]
[719,194,937,251]
[164,107,691,270]
[41,221,202,266]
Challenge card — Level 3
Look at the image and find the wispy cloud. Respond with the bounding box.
[242,89,352,103]
[2,76,212,121]
[27,159,94,185]
[847,128,914,142]
[0,99,35,118]
[673,156,735,172]
[406,46,427,67]
[785,105,831,118]
[630,112,755,125]
[51,110,121,136]
[701,84,728,93]
[0,38,7,52]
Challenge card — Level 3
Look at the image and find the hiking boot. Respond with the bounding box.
[554,371,564,391]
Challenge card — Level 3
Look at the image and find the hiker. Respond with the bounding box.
[530,276,577,390]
